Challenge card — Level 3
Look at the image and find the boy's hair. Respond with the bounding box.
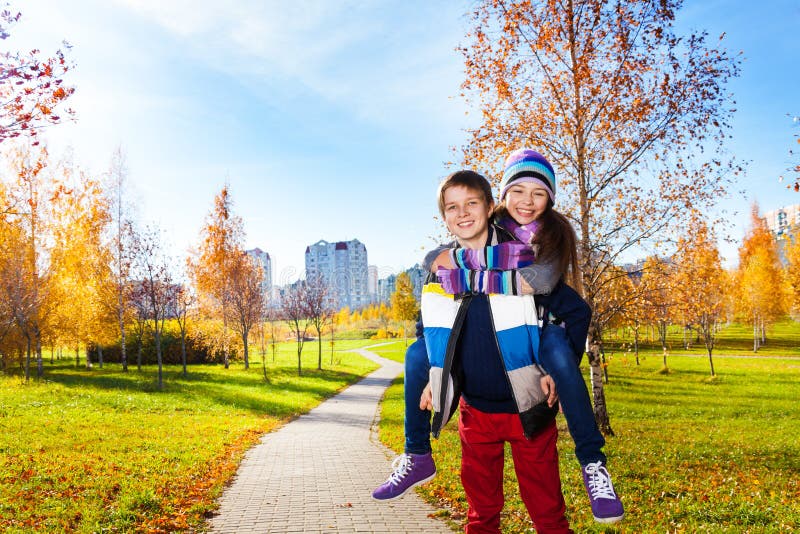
[437,170,494,217]
[494,203,581,290]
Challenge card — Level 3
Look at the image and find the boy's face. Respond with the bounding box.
[442,185,494,249]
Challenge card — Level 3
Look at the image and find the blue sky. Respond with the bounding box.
[10,0,800,282]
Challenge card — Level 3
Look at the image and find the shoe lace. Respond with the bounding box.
[584,461,618,500]
[387,454,413,486]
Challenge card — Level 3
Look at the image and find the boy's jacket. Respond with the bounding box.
[421,282,558,438]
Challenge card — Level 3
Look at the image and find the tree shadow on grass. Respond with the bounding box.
[38,364,366,418]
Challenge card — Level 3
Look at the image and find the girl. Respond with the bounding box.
[373,149,623,525]
[436,148,623,524]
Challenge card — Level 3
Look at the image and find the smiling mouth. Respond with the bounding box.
[457,221,474,227]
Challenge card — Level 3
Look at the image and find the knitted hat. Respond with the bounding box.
[499,148,556,202]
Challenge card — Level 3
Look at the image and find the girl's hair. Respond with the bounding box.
[494,203,581,289]
[437,170,494,217]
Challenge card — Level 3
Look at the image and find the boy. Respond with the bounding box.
[417,170,572,533]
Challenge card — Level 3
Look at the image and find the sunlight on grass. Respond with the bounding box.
[0,340,379,532]
[377,348,800,533]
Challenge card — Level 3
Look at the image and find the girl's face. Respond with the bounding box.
[504,181,550,224]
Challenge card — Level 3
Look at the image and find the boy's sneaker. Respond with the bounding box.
[582,461,624,523]
[372,452,436,501]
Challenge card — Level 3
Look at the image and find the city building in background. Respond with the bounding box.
[305,239,369,309]
[376,264,426,303]
[764,204,800,265]
[245,247,272,296]
[368,265,378,303]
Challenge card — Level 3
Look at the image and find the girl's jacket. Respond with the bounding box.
[421,226,559,439]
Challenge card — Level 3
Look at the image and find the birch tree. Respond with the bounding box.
[304,273,332,370]
[673,216,727,376]
[227,252,264,370]
[735,205,786,351]
[188,186,244,369]
[391,272,418,346]
[459,0,740,433]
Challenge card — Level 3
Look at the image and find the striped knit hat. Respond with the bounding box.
[499,148,556,202]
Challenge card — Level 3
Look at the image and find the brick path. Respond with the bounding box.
[208,345,455,533]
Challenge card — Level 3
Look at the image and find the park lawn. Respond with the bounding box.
[0,339,379,533]
[377,349,800,533]
[603,318,800,358]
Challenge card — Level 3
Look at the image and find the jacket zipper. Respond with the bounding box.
[432,295,471,438]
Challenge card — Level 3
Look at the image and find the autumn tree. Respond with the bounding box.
[391,272,418,346]
[282,281,310,376]
[227,251,265,370]
[1,142,55,379]
[49,162,115,370]
[0,5,75,143]
[735,204,787,351]
[785,226,800,317]
[673,216,728,376]
[304,273,332,370]
[173,283,194,377]
[639,256,675,368]
[132,226,175,389]
[460,0,740,433]
[188,185,244,369]
[100,147,137,371]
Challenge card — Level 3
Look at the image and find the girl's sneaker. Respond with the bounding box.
[582,461,624,523]
[372,452,436,501]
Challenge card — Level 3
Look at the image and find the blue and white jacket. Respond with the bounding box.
[422,226,559,438]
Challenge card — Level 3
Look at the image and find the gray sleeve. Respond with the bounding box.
[423,243,454,272]
[518,255,560,294]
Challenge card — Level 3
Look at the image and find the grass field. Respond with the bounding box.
[0,339,379,533]
[376,327,800,533]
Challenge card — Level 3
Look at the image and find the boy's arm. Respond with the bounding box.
[537,281,592,360]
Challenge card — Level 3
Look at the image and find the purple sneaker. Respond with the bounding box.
[372,452,436,501]
[582,461,624,523]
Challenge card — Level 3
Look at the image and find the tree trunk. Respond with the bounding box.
[297,344,302,376]
[180,330,187,377]
[97,344,104,369]
[317,329,323,371]
[24,334,31,382]
[330,327,335,365]
[707,348,716,376]
[242,328,250,370]
[155,327,163,389]
[75,345,80,367]
[120,312,128,372]
[222,314,229,369]
[753,316,758,352]
[85,344,92,369]
[633,324,640,365]
[586,326,614,436]
[34,326,43,379]
[136,338,142,371]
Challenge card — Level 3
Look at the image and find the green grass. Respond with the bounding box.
[0,339,379,533]
[604,318,800,358]
[364,339,410,363]
[376,329,800,533]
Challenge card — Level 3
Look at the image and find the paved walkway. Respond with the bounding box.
[208,346,455,533]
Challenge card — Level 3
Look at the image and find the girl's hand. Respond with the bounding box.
[420,383,433,410]
[540,374,558,407]
[431,250,455,272]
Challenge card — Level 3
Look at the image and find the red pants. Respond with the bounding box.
[458,399,572,534]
